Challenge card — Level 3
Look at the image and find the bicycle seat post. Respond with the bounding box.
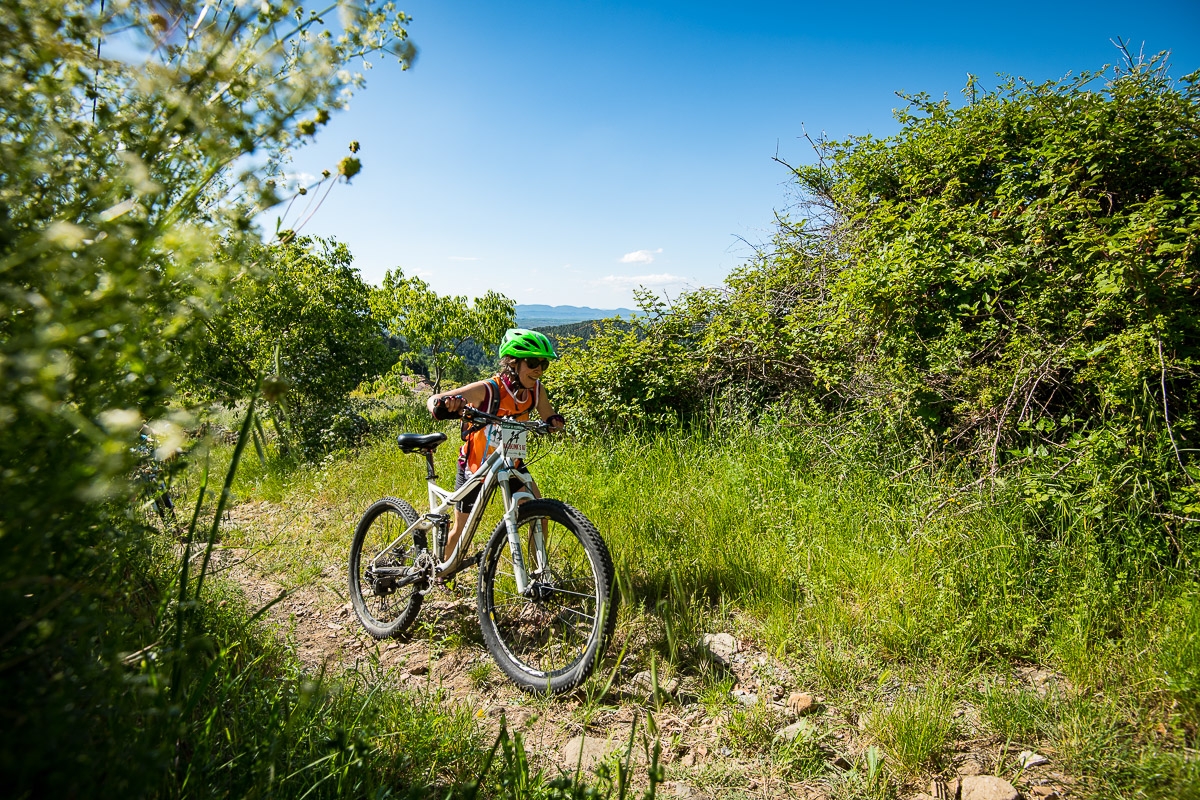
[423,450,438,482]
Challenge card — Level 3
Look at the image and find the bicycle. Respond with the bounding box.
[347,406,618,694]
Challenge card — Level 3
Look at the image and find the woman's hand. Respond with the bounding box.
[430,393,466,420]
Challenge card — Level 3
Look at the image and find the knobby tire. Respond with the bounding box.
[348,497,426,638]
[477,499,617,694]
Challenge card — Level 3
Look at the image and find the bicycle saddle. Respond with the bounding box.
[396,432,447,453]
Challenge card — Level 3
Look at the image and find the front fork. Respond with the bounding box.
[499,468,546,596]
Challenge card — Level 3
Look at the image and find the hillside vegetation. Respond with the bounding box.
[549,53,1200,563]
[2,2,1197,795]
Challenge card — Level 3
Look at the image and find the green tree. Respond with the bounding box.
[370,268,515,391]
[181,236,396,452]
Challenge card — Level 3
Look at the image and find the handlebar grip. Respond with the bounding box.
[432,395,461,421]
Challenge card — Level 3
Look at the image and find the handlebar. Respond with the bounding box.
[459,405,555,434]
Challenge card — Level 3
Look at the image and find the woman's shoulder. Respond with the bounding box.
[465,375,501,390]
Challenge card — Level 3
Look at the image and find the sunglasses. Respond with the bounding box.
[522,357,550,370]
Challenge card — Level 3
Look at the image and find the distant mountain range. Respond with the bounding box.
[515,304,638,328]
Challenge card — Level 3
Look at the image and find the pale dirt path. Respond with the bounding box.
[206,500,1079,800]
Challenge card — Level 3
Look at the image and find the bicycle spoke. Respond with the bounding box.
[542,599,596,623]
[541,585,597,601]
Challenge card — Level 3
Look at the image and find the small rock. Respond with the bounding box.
[562,734,642,770]
[776,720,811,742]
[831,755,852,770]
[408,663,429,676]
[788,692,816,716]
[337,606,349,617]
[960,775,1019,800]
[666,781,692,797]
[1029,787,1059,799]
[680,752,695,767]
[510,709,533,728]
[956,753,986,776]
[1019,750,1050,768]
[487,706,507,718]
[731,689,758,706]
[631,670,679,696]
[699,632,738,665]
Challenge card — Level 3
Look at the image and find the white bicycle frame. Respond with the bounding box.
[372,419,548,595]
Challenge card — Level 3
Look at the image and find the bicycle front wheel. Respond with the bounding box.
[477,499,617,694]
[349,497,426,638]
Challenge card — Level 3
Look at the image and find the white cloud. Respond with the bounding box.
[448,256,479,261]
[619,248,663,264]
[599,273,688,289]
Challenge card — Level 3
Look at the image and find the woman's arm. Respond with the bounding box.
[535,386,564,431]
[427,379,492,419]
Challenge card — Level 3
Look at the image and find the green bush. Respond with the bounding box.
[777,54,1200,557]
[0,1,415,794]
[545,291,706,434]
[561,53,1200,562]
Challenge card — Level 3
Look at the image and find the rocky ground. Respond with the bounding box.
[205,500,1079,800]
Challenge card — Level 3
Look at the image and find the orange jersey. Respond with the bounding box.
[460,376,540,474]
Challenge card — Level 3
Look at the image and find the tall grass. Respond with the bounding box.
[186,405,1200,798]
[528,420,1199,706]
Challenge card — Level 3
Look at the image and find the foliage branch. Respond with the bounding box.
[179,236,396,454]
[370,268,516,391]
[0,0,414,793]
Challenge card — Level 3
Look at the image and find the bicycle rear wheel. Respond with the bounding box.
[477,499,617,694]
[349,497,427,638]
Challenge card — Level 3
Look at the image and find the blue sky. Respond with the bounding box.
[279,0,1200,308]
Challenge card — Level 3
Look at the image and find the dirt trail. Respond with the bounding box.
[209,500,1078,800]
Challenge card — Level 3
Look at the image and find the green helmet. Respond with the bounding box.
[498,328,557,360]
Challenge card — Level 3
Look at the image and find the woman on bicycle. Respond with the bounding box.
[426,328,565,558]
